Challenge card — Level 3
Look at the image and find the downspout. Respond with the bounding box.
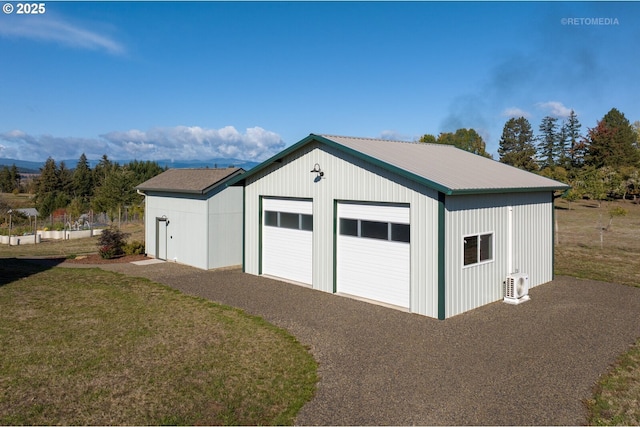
[507,206,513,275]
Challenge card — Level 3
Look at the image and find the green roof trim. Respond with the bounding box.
[310,134,454,195]
[226,135,318,187]
[227,134,570,196]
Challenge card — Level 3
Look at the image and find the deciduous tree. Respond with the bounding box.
[418,134,437,144]
[585,108,640,168]
[420,129,492,158]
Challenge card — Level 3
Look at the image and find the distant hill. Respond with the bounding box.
[0,158,41,174]
[0,157,260,173]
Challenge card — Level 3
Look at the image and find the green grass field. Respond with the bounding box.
[555,198,640,288]
[555,199,640,425]
[0,261,317,425]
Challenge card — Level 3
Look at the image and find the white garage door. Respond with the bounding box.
[337,203,410,308]
[262,198,313,285]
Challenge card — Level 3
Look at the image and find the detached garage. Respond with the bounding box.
[230,134,569,319]
[136,167,244,270]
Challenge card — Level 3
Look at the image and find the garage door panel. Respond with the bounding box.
[338,203,409,223]
[338,237,410,308]
[337,203,411,309]
[263,227,312,284]
[262,198,313,285]
[263,198,312,215]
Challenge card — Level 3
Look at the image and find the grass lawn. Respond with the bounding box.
[0,222,145,258]
[0,260,317,425]
[555,199,640,426]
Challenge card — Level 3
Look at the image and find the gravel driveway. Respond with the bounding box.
[90,261,640,425]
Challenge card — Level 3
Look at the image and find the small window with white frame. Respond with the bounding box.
[463,232,493,266]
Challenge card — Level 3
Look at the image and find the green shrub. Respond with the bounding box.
[123,240,145,256]
[97,227,130,259]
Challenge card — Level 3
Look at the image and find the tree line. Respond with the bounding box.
[0,164,21,194]
[420,107,640,202]
[32,154,166,220]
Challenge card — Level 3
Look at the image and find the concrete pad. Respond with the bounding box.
[130,258,165,266]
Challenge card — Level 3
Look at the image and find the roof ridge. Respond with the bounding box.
[320,134,425,145]
[166,167,241,171]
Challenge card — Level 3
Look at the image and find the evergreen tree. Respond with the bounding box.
[37,157,60,194]
[564,110,583,168]
[73,153,94,203]
[32,157,73,217]
[498,117,538,171]
[92,166,135,223]
[585,108,640,168]
[1,164,21,193]
[93,154,115,187]
[0,167,12,193]
[556,121,569,170]
[126,160,167,184]
[537,116,559,169]
[58,161,74,200]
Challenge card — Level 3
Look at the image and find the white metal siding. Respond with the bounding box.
[145,193,209,269]
[144,187,243,270]
[337,203,410,308]
[244,142,440,317]
[444,192,554,317]
[208,186,243,269]
[262,198,313,284]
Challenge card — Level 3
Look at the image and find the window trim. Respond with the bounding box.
[339,217,410,244]
[264,210,313,232]
[462,231,494,268]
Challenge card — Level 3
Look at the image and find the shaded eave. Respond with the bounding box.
[136,168,245,195]
[227,134,570,195]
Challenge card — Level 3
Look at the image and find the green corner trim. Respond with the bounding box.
[438,192,446,320]
[241,186,246,272]
[258,196,263,275]
[551,193,555,280]
[333,199,338,294]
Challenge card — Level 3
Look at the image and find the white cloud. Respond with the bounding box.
[100,126,285,161]
[0,125,286,162]
[536,101,572,118]
[0,16,124,55]
[501,107,531,118]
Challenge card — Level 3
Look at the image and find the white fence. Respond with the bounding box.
[0,229,103,245]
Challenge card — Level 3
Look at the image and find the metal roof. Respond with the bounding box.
[135,167,244,195]
[12,208,39,217]
[319,135,570,194]
[228,134,570,195]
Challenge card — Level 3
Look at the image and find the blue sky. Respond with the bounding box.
[1,1,639,163]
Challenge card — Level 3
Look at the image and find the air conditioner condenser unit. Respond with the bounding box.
[504,273,530,304]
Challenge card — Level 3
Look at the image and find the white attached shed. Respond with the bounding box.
[229,134,570,319]
[136,168,244,270]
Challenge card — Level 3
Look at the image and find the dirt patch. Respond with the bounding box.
[66,253,149,264]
